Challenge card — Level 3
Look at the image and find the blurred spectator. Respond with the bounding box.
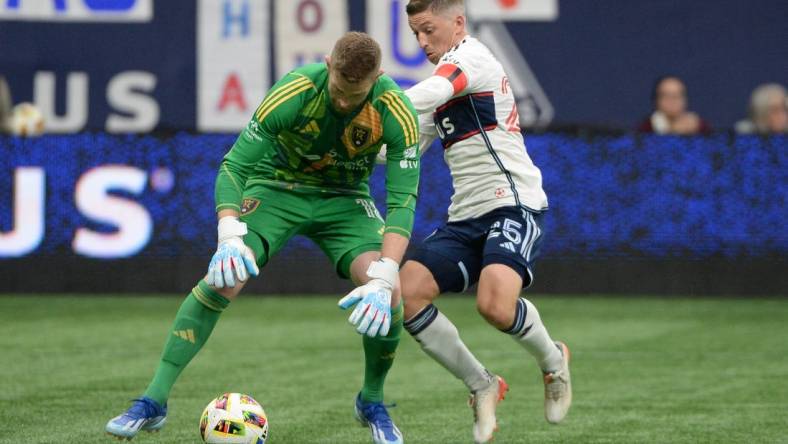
[638,76,712,135]
[735,83,787,135]
[0,75,12,134]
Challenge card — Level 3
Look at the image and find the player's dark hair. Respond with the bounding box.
[406,0,464,16]
[330,32,381,83]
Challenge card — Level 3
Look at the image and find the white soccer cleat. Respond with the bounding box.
[543,341,572,424]
[469,375,509,443]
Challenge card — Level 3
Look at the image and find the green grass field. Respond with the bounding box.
[1,295,787,443]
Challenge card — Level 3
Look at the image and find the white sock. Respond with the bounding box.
[503,298,563,373]
[404,305,494,392]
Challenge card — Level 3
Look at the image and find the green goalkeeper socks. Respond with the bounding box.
[360,302,403,403]
[143,281,230,405]
[144,285,399,405]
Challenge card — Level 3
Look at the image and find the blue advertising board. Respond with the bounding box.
[2,134,786,260]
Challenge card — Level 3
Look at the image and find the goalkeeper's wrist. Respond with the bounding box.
[367,257,399,288]
[217,216,248,243]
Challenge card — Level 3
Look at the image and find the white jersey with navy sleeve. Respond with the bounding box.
[409,36,548,222]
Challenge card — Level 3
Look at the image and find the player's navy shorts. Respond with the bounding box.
[408,206,545,293]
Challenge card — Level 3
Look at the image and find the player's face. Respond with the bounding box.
[408,8,464,65]
[327,67,376,115]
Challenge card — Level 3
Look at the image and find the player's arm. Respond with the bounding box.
[414,112,438,156]
[375,113,437,164]
[208,73,312,288]
[378,90,420,254]
[338,90,420,337]
[372,60,462,163]
[405,62,468,113]
[215,73,312,212]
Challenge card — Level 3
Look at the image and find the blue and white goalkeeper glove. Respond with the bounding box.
[205,216,259,288]
[338,257,399,337]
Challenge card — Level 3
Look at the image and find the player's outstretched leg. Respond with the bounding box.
[477,264,572,424]
[404,304,508,444]
[355,302,404,444]
[105,281,231,440]
[502,297,572,424]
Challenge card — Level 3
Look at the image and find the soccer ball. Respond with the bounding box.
[199,393,269,444]
[9,102,45,137]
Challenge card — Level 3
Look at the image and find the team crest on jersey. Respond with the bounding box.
[350,125,371,148]
[342,103,383,157]
[240,198,260,215]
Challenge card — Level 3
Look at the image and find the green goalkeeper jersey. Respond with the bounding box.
[215,63,420,238]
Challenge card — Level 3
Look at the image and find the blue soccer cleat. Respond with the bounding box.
[354,393,404,444]
[105,396,167,440]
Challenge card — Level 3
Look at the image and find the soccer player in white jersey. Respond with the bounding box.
[397,1,572,442]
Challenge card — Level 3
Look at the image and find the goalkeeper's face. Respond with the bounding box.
[327,67,377,115]
[408,7,466,65]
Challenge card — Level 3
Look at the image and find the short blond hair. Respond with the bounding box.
[406,0,464,16]
[330,32,381,83]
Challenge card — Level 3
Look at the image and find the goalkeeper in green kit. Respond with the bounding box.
[106,32,418,444]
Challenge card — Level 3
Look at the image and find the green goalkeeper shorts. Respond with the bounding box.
[238,184,384,279]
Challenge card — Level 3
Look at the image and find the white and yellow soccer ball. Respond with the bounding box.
[9,102,45,137]
[200,393,269,444]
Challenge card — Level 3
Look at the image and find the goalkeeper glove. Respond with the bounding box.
[205,216,259,288]
[338,257,399,337]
